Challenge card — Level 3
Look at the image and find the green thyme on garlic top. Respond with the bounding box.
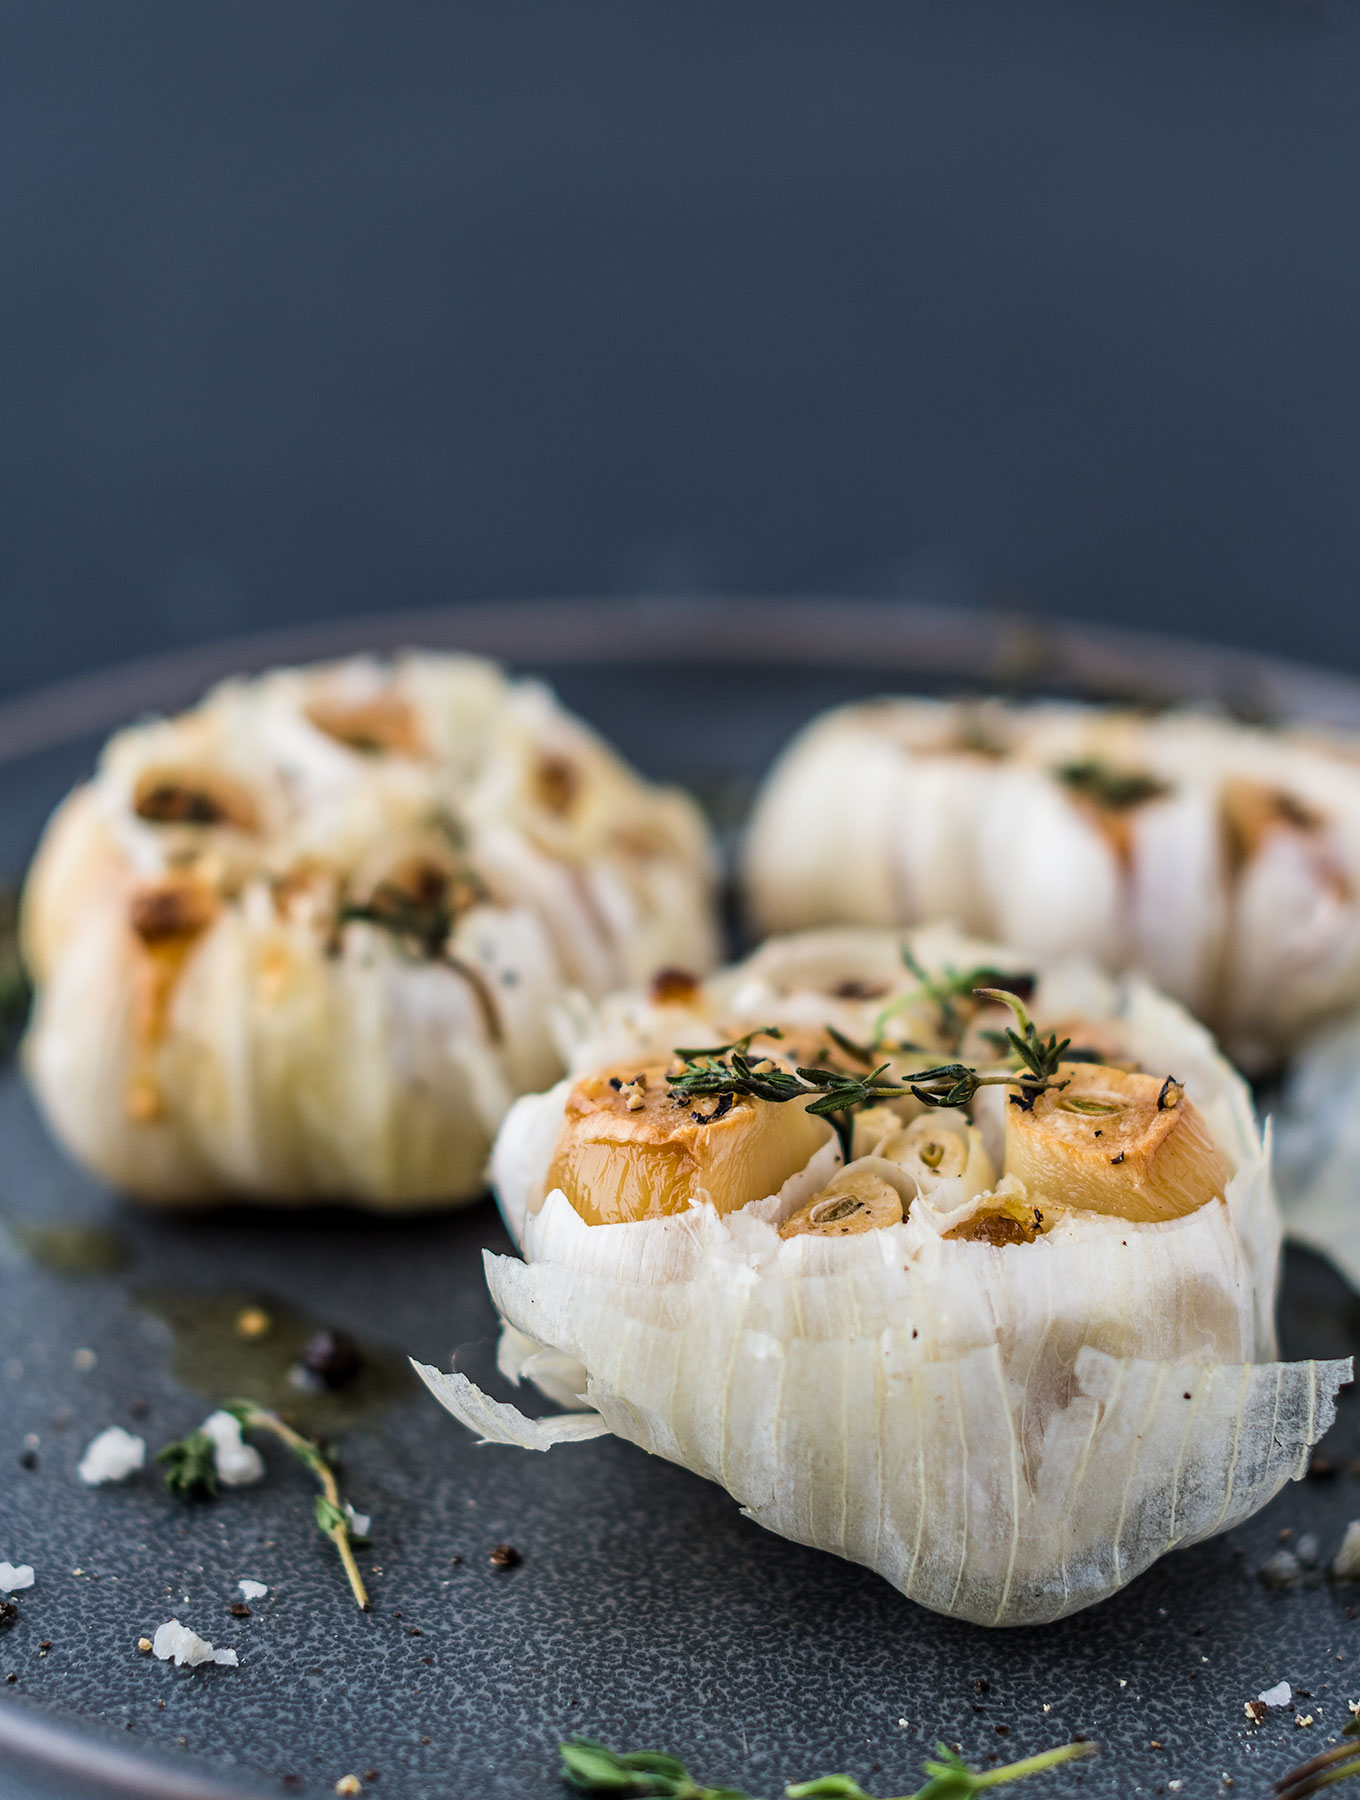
[871,947,1035,1056]
[667,992,1071,1161]
[1054,758,1171,812]
[558,1734,1096,1800]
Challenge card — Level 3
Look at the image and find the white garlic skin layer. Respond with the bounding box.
[455,926,1343,1625]
[744,697,1360,1067]
[21,652,718,1208]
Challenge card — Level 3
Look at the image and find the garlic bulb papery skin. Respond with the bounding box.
[21,653,718,1209]
[744,697,1360,1067]
[426,926,1349,1626]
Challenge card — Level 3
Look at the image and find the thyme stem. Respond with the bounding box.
[157,1401,370,1611]
[559,1735,1097,1800]
[225,1403,370,1611]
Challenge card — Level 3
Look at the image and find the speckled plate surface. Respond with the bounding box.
[5,598,1360,1800]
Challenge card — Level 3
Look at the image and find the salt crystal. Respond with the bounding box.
[150,1620,238,1669]
[78,1427,146,1486]
[200,1412,264,1488]
[0,1562,35,1592]
[1259,1550,1303,1588]
[1259,1681,1293,1708]
[238,1580,267,1601]
[1333,1521,1360,1581]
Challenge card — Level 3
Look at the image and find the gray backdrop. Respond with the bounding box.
[3,1,1359,697]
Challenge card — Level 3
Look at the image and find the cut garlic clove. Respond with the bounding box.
[546,1057,831,1226]
[779,1166,905,1238]
[1004,1062,1229,1221]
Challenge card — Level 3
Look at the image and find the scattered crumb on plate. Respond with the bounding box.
[151,1620,238,1668]
[77,1426,146,1486]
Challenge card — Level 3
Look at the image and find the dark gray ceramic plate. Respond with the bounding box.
[4,598,1360,1800]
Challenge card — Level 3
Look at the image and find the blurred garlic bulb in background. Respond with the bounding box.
[21,652,717,1208]
[744,697,1360,1070]
[418,926,1348,1626]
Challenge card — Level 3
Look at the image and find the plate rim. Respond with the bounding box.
[2,595,1360,769]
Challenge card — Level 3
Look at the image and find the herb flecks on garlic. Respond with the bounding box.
[1055,758,1170,812]
[158,1401,369,1610]
[558,1733,1097,1800]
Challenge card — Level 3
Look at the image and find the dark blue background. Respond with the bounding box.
[3,0,1360,699]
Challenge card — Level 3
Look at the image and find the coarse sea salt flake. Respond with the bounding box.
[200,1412,265,1487]
[238,1580,267,1600]
[77,1426,146,1486]
[0,1562,35,1592]
[151,1620,238,1669]
[1259,1681,1293,1708]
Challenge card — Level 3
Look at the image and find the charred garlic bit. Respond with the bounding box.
[1005,1066,1228,1222]
[548,1055,830,1226]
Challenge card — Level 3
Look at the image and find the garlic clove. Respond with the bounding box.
[779,1165,904,1238]
[546,1056,831,1226]
[1004,1062,1229,1221]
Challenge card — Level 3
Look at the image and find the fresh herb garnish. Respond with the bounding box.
[666,990,1069,1157]
[1055,759,1169,812]
[339,869,501,1039]
[1275,1718,1360,1799]
[0,885,31,1050]
[872,952,1033,1054]
[339,869,484,961]
[558,1735,1096,1799]
[158,1401,369,1610]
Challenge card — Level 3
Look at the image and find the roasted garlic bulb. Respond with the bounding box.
[21,653,717,1208]
[744,697,1360,1068]
[417,927,1347,1626]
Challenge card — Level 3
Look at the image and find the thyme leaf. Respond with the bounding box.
[156,1428,219,1499]
[872,957,1035,1054]
[558,1736,1096,1800]
[1055,759,1169,812]
[157,1402,369,1610]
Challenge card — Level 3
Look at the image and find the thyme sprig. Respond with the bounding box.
[666,990,1069,1156]
[871,951,1033,1055]
[668,1029,905,1160]
[157,1401,369,1610]
[1275,1717,1360,1799]
[559,1735,1096,1800]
